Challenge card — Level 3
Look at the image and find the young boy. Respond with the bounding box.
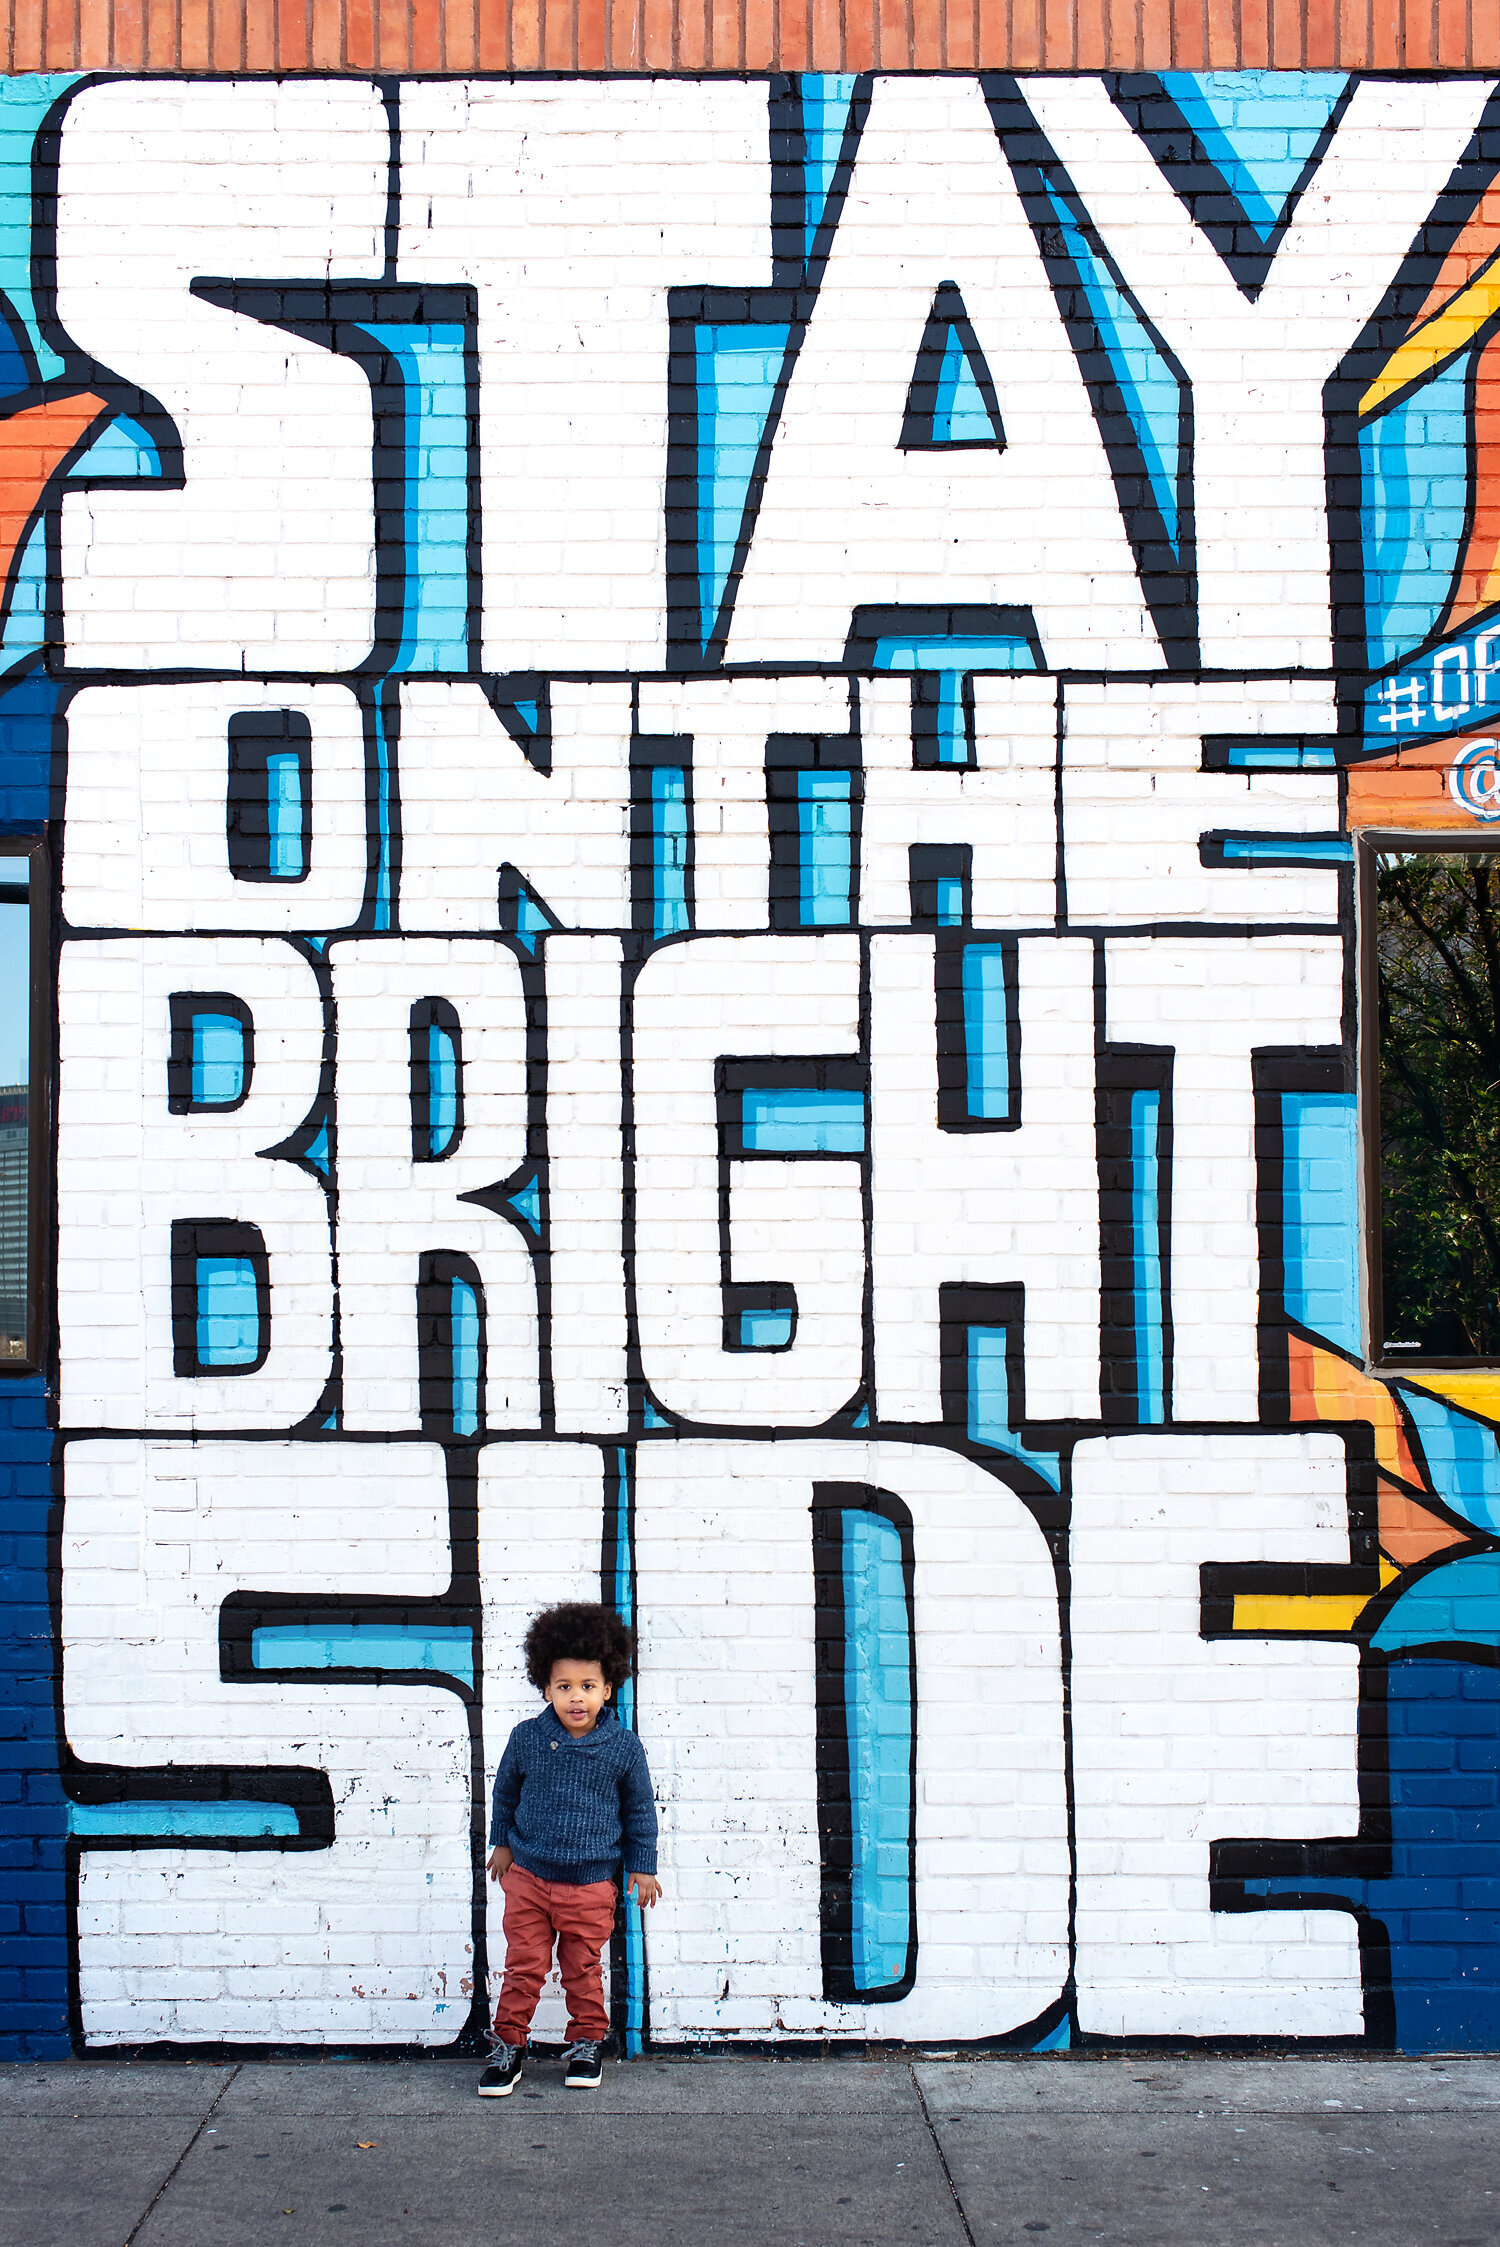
[479,1600,660,2097]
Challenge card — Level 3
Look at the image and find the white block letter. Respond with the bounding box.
[1104,935,1343,1421]
[57,938,333,1431]
[871,933,1100,1425]
[64,682,370,935]
[332,937,539,1433]
[636,1439,1069,2043]
[398,80,773,672]
[633,934,864,1428]
[725,76,1160,670]
[54,80,387,672]
[1070,1430,1364,2038]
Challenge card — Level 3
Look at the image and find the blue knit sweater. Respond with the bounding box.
[488,1704,658,1884]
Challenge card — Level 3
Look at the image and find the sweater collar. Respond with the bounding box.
[540,1701,618,1747]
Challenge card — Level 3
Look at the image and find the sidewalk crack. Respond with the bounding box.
[912,2061,977,2247]
[122,2061,243,2247]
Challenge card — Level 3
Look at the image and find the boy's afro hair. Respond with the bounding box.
[524,1601,634,1692]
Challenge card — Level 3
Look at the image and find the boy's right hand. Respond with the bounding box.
[486,1846,513,1882]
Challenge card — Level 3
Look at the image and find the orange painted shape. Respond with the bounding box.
[1408,183,1500,335]
[0,390,113,614]
[1377,1480,1472,1571]
[1287,1332,1428,1491]
[1345,729,1500,834]
[1442,328,1500,638]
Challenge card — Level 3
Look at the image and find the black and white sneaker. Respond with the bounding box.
[478,2042,524,2097]
[563,2040,603,2090]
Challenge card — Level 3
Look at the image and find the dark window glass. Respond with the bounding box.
[1376,848,1500,1358]
[0,849,33,1364]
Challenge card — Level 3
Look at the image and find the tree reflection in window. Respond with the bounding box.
[1378,849,1500,1359]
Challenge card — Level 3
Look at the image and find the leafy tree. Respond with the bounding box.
[1378,849,1500,1355]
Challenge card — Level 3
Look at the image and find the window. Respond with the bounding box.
[0,840,43,1369]
[1367,841,1500,1362]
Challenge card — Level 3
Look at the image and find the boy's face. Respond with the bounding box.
[545,1658,611,1735]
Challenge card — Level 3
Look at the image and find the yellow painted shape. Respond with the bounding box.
[1231,1591,1373,1634]
[1399,1372,1500,1426]
[1359,266,1500,420]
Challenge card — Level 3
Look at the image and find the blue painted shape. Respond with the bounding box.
[1222,740,1340,770]
[1161,72,1347,240]
[196,1257,260,1368]
[372,699,392,932]
[1130,1089,1165,1425]
[1041,180,1184,552]
[304,1120,330,1179]
[742,1088,866,1154]
[967,1328,1062,1490]
[503,879,554,957]
[69,413,161,481]
[1373,1554,1500,1653]
[252,1622,474,1688]
[0,1378,69,2056]
[0,78,79,381]
[0,692,68,2060]
[68,1801,299,1839]
[932,671,965,765]
[842,1509,913,1992]
[0,664,61,835]
[695,325,790,645]
[516,892,552,953]
[357,324,470,673]
[851,1405,870,1429]
[1281,1092,1359,1357]
[452,1276,480,1437]
[1033,2014,1072,2051]
[652,766,690,940]
[930,325,1001,446]
[642,1398,673,1432]
[1360,352,1472,671]
[1394,1388,1500,1536]
[512,698,539,735]
[1218,834,1353,865]
[506,1173,542,1238]
[800,75,857,262]
[609,1447,646,2053]
[935,876,966,926]
[428,1020,458,1159]
[266,750,305,880]
[0,298,30,399]
[0,518,46,671]
[1365,606,1500,752]
[740,1307,794,1349]
[1246,1659,1500,2051]
[873,634,1037,673]
[191,1012,245,1108]
[798,770,853,926]
[963,945,1011,1122]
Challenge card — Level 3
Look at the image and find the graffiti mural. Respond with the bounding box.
[3,66,1500,2057]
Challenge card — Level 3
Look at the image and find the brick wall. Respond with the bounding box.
[6,0,1499,70]
[5,67,1500,2058]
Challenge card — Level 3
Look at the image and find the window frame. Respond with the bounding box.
[0,833,47,1377]
[1358,827,1500,1372]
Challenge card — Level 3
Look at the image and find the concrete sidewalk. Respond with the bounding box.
[3,2053,1498,2247]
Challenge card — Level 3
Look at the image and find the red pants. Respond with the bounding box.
[492,1865,617,2045]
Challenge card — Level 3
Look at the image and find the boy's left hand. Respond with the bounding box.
[627,1873,662,1909]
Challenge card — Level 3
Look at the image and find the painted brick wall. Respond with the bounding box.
[4,68,1500,2060]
